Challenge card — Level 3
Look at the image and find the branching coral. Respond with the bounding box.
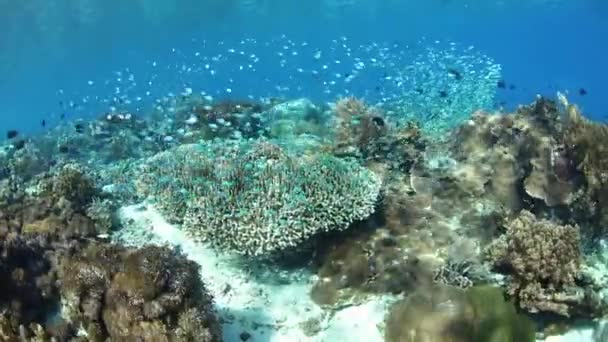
[138,138,382,257]
[486,210,587,316]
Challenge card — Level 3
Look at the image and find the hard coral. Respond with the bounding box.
[1,168,108,243]
[450,98,578,211]
[486,210,588,317]
[171,94,269,141]
[59,244,221,342]
[333,97,388,156]
[51,163,97,206]
[561,101,608,237]
[0,235,57,334]
[139,139,382,257]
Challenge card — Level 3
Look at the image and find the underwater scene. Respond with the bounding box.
[1,0,608,341]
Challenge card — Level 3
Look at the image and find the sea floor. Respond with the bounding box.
[115,203,392,342]
[114,203,600,342]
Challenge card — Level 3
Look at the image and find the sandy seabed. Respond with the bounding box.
[116,204,596,342]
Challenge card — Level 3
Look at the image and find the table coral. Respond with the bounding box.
[139,138,382,257]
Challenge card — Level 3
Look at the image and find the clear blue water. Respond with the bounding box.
[1,1,607,134]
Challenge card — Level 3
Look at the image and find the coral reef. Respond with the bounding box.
[138,138,382,257]
[0,236,58,338]
[330,97,427,177]
[267,98,328,139]
[310,226,436,306]
[4,88,608,341]
[0,164,110,242]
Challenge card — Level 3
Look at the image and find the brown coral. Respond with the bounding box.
[486,210,585,316]
[334,97,388,155]
[59,244,221,341]
[450,98,580,210]
[561,102,608,237]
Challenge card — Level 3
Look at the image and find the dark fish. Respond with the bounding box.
[375,86,381,91]
[343,72,351,78]
[447,68,463,80]
[58,145,69,153]
[6,130,18,139]
[371,116,385,127]
[41,119,46,127]
[74,123,85,133]
[509,84,516,90]
[497,80,506,89]
[439,90,448,98]
[60,113,66,120]
[579,88,587,96]
[13,140,25,150]
[415,88,424,94]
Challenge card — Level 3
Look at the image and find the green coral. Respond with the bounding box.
[385,285,535,342]
[138,139,382,257]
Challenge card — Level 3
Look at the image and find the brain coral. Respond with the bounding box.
[138,139,382,257]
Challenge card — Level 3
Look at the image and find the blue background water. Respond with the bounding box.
[1,0,606,134]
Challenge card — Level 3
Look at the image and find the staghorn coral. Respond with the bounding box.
[485,210,595,317]
[139,138,382,257]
